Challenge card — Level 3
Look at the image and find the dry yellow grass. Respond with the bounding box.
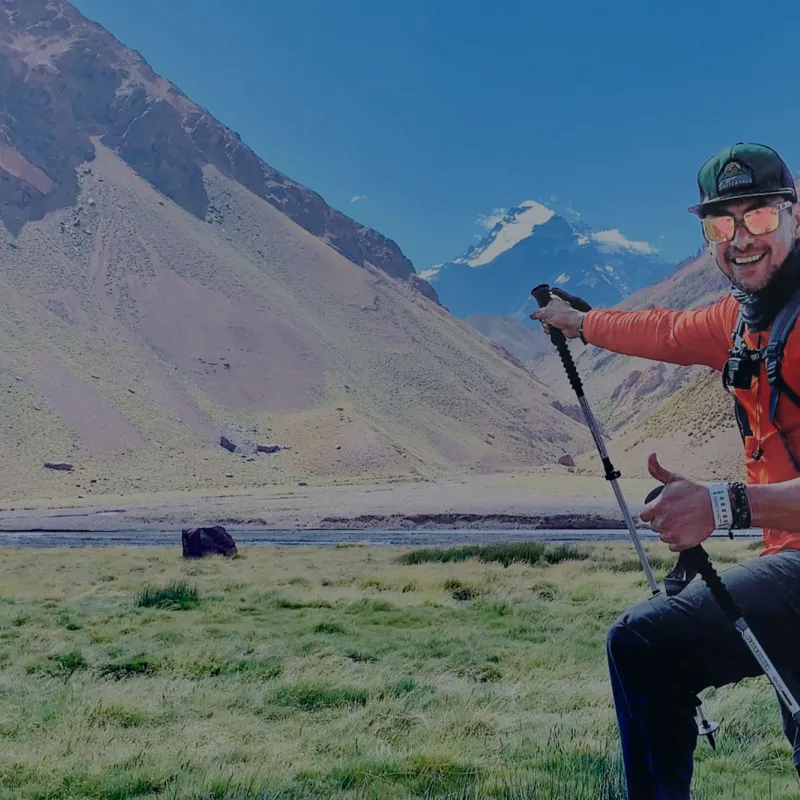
[0,540,795,798]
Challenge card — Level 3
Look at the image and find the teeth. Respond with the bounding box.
[733,253,764,265]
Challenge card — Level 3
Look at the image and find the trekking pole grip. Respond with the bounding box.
[680,545,740,624]
[646,486,740,623]
[531,284,585,396]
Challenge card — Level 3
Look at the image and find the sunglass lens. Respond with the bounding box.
[702,215,735,243]
[744,206,780,236]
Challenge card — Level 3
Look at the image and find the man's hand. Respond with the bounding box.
[530,295,586,339]
[640,453,715,551]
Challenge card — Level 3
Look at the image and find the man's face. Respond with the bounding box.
[705,196,799,293]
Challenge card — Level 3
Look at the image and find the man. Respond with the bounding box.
[531,143,800,799]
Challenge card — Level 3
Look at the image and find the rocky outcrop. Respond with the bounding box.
[0,0,424,289]
[181,526,238,558]
[43,461,73,472]
[489,342,527,370]
[611,364,665,404]
[220,434,283,455]
[551,400,585,426]
[409,274,440,304]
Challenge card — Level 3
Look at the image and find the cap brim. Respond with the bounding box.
[688,189,797,216]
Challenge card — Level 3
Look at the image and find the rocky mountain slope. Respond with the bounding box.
[0,1,592,502]
[534,248,748,480]
[465,314,552,367]
[0,0,437,297]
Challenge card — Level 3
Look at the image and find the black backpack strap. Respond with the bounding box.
[723,310,752,440]
[763,286,800,472]
[765,285,800,421]
[732,391,753,438]
[731,310,746,349]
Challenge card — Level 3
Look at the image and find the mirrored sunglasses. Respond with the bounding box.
[702,201,793,244]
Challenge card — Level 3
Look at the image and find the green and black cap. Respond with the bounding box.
[688,143,797,216]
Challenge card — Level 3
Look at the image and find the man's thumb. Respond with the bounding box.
[648,452,679,484]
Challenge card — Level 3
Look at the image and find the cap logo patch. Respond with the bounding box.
[717,160,754,193]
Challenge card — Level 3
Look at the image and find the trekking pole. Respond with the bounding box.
[646,485,800,730]
[530,283,720,748]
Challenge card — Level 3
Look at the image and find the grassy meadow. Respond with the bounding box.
[0,539,796,799]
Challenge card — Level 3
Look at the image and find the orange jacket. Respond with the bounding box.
[583,294,800,555]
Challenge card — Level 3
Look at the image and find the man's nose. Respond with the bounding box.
[731,220,755,249]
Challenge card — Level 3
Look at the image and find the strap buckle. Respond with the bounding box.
[765,342,784,383]
[764,341,784,360]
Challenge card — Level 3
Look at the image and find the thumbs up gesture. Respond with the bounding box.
[639,453,715,552]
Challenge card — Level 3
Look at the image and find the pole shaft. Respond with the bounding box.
[609,478,660,594]
[536,305,662,592]
[684,545,800,722]
[737,622,800,720]
[530,283,719,743]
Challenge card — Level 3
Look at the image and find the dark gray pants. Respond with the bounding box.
[606,548,800,799]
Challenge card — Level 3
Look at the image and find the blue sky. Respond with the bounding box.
[72,0,800,271]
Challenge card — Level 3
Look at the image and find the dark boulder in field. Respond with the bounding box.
[181,526,238,559]
[44,461,73,471]
[220,436,237,453]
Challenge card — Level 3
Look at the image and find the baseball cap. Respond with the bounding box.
[688,143,797,216]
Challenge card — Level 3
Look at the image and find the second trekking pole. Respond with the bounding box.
[530,282,720,748]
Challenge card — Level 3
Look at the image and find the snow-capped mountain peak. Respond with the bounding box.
[425,200,674,318]
[456,201,555,268]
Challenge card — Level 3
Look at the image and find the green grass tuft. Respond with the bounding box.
[269,683,370,712]
[100,653,160,679]
[313,621,345,634]
[136,580,199,610]
[397,542,589,569]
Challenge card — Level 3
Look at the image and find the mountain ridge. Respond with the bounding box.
[0,0,438,300]
[0,1,593,502]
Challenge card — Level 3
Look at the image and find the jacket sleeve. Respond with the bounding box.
[581,295,735,371]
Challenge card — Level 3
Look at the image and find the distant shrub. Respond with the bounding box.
[346,651,378,663]
[398,545,484,566]
[275,597,333,610]
[269,684,369,711]
[314,622,345,635]
[397,542,589,568]
[136,581,199,610]
[230,658,283,680]
[100,653,159,678]
[27,649,87,677]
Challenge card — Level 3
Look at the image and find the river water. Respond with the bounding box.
[0,528,760,549]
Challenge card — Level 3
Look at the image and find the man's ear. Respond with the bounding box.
[794,202,800,239]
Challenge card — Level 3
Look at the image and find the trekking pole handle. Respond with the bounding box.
[644,486,737,619]
[646,483,800,721]
[684,543,800,721]
[531,283,593,313]
[531,283,555,309]
[531,284,584,396]
[680,546,739,623]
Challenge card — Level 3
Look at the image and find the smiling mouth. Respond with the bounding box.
[731,252,767,266]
